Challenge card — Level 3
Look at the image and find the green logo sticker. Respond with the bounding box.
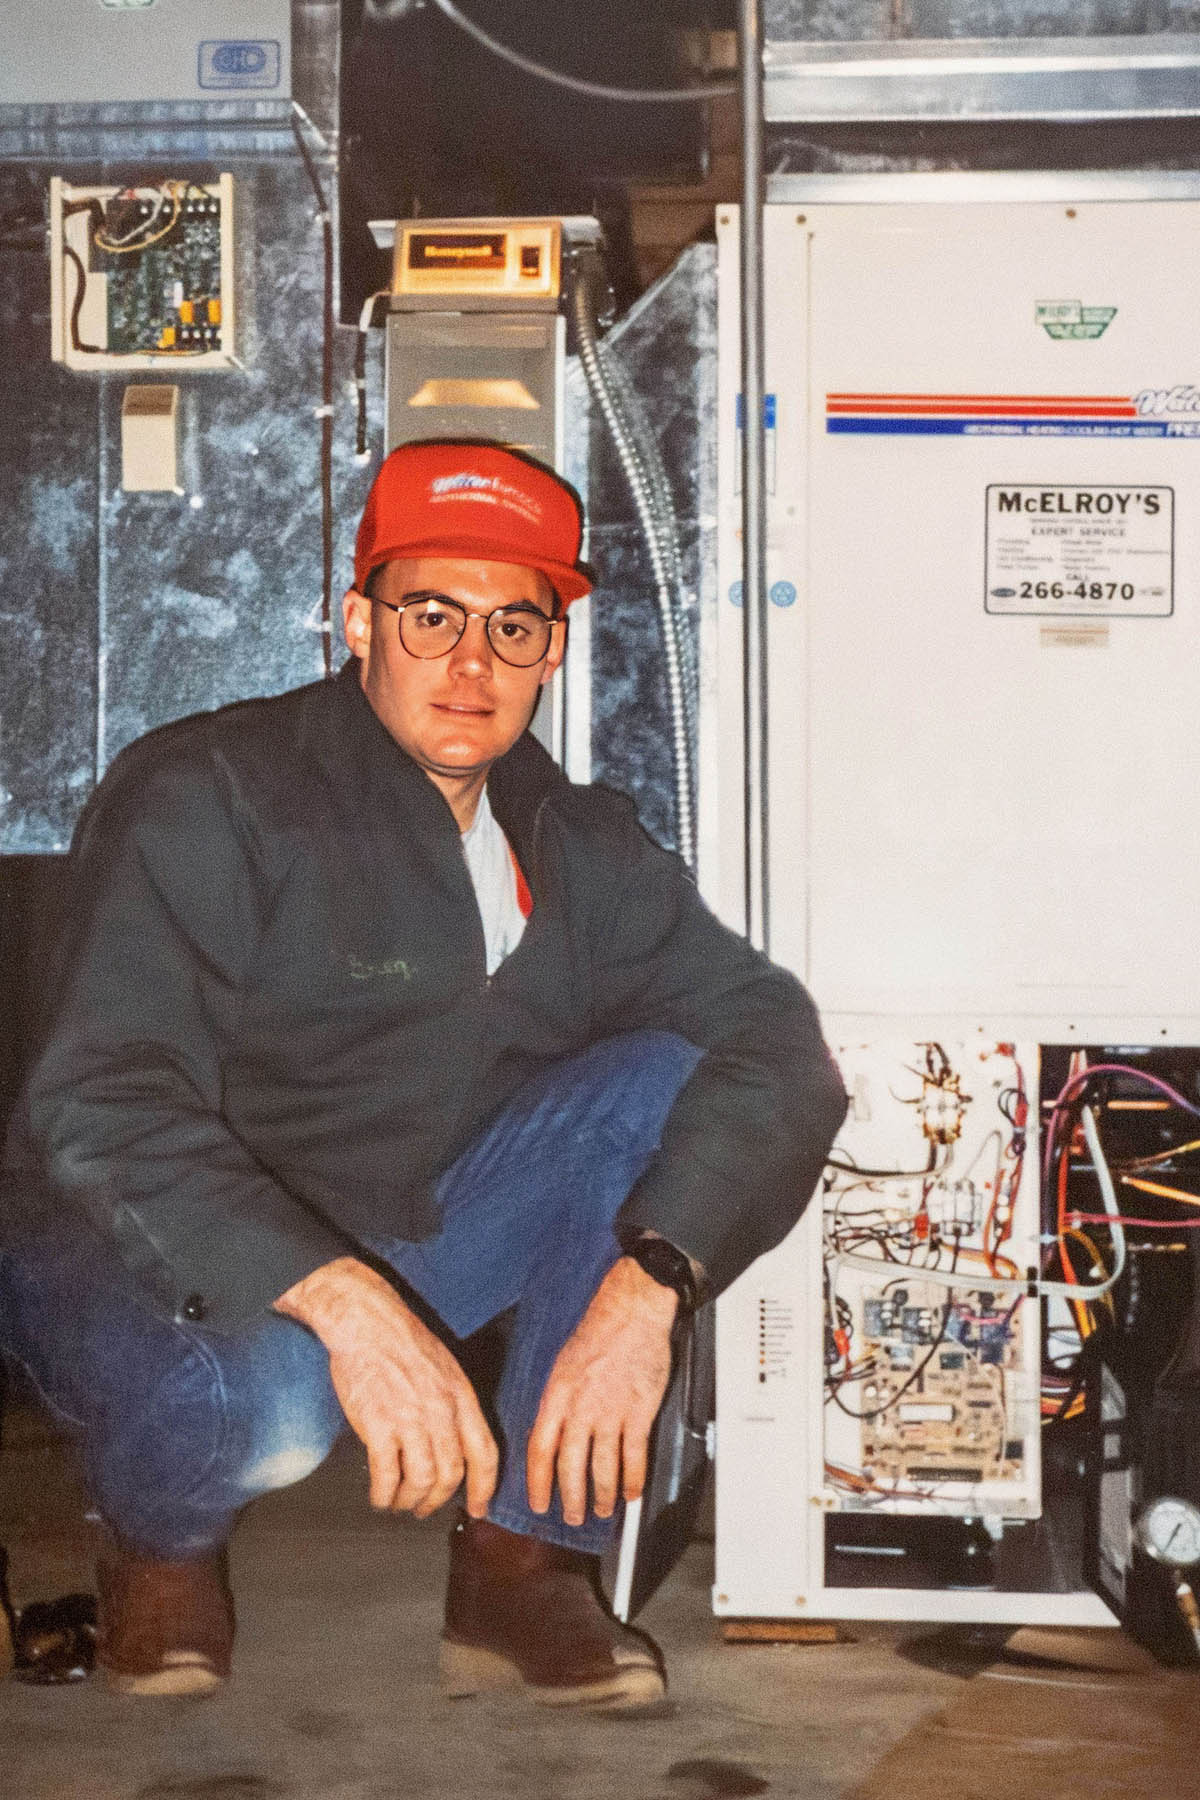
[1036,300,1117,341]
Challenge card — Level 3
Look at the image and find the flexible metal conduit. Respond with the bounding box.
[570,256,697,870]
[601,350,699,723]
[738,0,768,955]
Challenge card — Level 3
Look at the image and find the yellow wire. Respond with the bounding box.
[1121,1174,1200,1208]
[1124,1135,1200,1170]
[1041,1393,1086,1421]
[1064,1226,1106,1269]
[1057,1224,1115,1324]
[949,1245,1020,1280]
[94,182,183,256]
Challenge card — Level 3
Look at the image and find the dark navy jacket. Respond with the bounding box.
[4,661,847,1332]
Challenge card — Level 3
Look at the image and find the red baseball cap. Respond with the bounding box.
[354,439,594,605]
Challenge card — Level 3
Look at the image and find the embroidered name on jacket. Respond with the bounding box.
[347,953,414,983]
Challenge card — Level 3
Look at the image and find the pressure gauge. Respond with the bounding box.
[1135,1496,1200,1569]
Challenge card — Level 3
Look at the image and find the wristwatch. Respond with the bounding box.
[625,1233,702,1314]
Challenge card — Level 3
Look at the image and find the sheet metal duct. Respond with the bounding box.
[762,2,1200,124]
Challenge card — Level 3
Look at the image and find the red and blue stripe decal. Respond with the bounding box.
[825,393,1167,437]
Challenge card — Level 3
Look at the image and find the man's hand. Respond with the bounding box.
[273,1256,498,1519]
[526,1256,678,1528]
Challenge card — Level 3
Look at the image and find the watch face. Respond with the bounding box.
[633,1237,694,1306]
[1136,1496,1200,1568]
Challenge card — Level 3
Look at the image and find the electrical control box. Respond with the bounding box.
[49,175,236,372]
[0,0,290,106]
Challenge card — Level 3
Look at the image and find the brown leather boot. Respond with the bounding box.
[440,1515,667,1713]
[95,1532,234,1697]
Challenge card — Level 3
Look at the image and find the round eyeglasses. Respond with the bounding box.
[373,592,558,668]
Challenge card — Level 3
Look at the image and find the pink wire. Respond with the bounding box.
[1067,1211,1200,1229]
[1041,1062,1200,1192]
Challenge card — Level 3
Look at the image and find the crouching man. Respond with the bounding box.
[0,441,846,1709]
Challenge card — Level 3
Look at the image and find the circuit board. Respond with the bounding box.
[857,1282,1026,1487]
[96,186,225,355]
[822,1040,1041,1516]
[50,175,235,371]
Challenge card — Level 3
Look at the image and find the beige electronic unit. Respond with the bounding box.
[121,386,179,493]
[379,218,568,467]
[390,219,563,309]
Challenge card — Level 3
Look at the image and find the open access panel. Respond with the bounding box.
[50,175,236,372]
[708,182,1200,1628]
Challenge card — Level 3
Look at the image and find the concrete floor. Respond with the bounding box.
[0,1402,1189,1800]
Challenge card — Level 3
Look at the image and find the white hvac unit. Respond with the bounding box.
[708,181,1200,1627]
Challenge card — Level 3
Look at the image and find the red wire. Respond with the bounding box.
[1066,1211,1200,1229]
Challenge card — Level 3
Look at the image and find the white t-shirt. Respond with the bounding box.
[460,786,528,976]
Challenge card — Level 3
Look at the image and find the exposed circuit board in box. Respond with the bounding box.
[97,186,224,355]
[50,175,235,371]
[822,1040,1041,1516]
[857,1281,1026,1488]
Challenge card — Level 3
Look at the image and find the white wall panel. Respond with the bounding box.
[792,200,1200,1021]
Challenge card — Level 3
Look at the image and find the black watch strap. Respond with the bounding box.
[626,1234,701,1313]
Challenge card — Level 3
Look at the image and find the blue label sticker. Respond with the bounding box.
[198,40,281,91]
[734,393,778,494]
[828,418,1171,438]
[735,394,777,429]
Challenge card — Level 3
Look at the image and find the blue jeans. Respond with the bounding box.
[0,1032,701,1559]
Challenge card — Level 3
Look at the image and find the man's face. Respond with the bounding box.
[342,556,565,786]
